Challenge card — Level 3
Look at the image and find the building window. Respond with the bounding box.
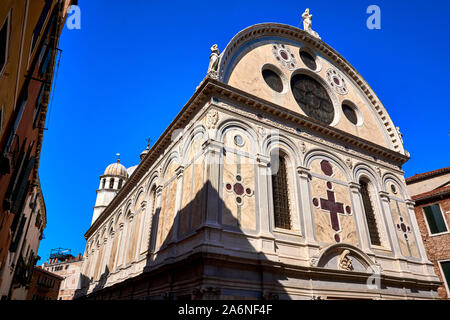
[31,0,52,54]
[262,68,283,93]
[33,85,46,128]
[101,178,106,189]
[360,179,381,246]
[0,12,10,77]
[38,46,52,77]
[118,179,123,189]
[439,261,450,295]
[109,178,114,189]
[423,204,448,235]
[291,74,334,125]
[272,154,291,230]
[0,105,3,134]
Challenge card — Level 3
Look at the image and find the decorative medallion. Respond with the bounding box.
[326,68,348,95]
[320,160,333,177]
[396,216,412,240]
[271,43,298,71]
[225,174,253,206]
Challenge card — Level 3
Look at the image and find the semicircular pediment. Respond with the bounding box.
[216,23,405,155]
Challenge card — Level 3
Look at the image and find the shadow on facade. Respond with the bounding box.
[76,180,290,300]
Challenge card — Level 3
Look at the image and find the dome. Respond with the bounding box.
[127,165,138,177]
[104,161,128,178]
[140,148,149,161]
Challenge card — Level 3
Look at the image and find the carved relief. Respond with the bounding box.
[206,110,219,129]
[345,158,353,169]
[338,249,354,271]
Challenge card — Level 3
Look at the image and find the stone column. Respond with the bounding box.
[138,203,148,256]
[378,191,402,257]
[148,185,163,256]
[256,154,272,237]
[170,165,185,242]
[113,223,124,271]
[99,237,110,279]
[117,220,129,269]
[202,139,223,227]
[296,166,316,244]
[349,182,371,252]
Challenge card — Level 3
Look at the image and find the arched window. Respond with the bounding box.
[102,179,106,189]
[118,179,123,189]
[109,178,114,189]
[272,154,291,230]
[360,179,381,246]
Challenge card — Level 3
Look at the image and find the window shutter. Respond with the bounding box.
[424,204,447,234]
[12,156,35,214]
[9,216,26,252]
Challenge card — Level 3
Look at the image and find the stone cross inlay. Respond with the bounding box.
[312,160,352,243]
[320,189,345,232]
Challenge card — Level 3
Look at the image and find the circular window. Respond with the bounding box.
[234,135,244,147]
[262,68,283,93]
[342,103,358,125]
[300,50,317,70]
[391,184,397,194]
[291,74,334,125]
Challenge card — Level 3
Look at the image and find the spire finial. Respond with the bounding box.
[145,137,151,150]
[116,153,121,163]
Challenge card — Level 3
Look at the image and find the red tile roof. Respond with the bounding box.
[411,185,450,203]
[406,167,450,184]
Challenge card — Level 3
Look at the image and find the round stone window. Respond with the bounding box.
[262,68,283,93]
[300,50,317,71]
[234,135,245,147]
[291,74,334,125]
[391,184,397,194]
[342,103,358,125]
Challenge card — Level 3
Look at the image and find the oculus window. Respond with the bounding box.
[299,50,317,71]
[291,74,334,125]
[342,103,358,125]
[262,68,283,93]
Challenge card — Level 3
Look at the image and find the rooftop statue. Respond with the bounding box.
[302,8,321,40]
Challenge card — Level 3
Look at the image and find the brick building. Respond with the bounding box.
[0,0,75,299]
[26,265,62,300]
[406,167,450,299]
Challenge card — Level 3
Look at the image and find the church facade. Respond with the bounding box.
[75,20,440,300]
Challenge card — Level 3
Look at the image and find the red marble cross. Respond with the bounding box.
[320,190,345,232]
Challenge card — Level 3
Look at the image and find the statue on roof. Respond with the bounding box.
[302,8,321,40]
[207,44,220,79]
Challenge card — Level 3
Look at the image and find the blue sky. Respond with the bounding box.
[36,0,450,261]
